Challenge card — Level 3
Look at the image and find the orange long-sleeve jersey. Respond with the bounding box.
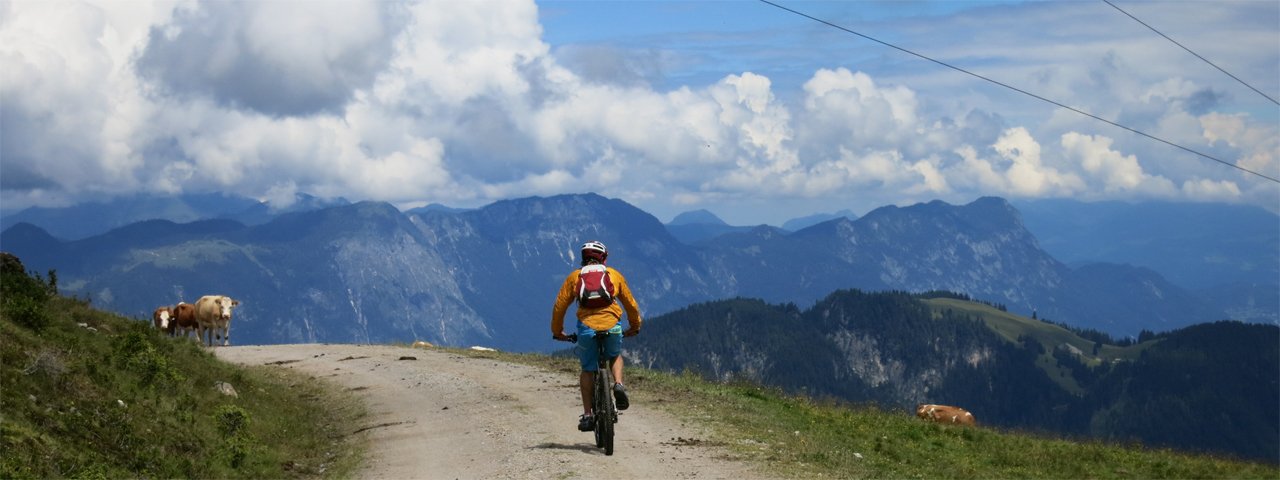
[551,266,642,334]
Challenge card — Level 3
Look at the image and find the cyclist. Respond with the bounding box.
[551,240,642,432]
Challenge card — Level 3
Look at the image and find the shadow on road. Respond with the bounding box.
[532,442,607,455]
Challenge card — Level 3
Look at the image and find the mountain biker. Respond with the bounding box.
[551,240,642,432]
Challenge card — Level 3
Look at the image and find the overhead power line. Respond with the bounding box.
[1103,0,1279,106]
[758,0,1280,184]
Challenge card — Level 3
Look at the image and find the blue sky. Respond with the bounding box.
[539,2,1020,98]
[2,0,1277,225]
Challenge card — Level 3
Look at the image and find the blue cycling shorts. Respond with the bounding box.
[575,323,623,372]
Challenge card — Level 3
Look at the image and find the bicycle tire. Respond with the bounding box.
[593,369,608,448]
[588,330,618,455]
[599,366,615,456]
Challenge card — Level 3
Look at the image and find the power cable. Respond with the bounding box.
[758,0,1280,184]
[1103,0,1279,106]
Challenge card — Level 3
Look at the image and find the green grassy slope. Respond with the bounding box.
[0,256,366,479]
[924,297,1152,394]
[924,298,1150,361]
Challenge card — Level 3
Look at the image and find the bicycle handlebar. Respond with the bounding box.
[554,329,637,343]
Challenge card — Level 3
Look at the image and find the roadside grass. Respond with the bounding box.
[1,292,366,479]
[456,347,1279,479]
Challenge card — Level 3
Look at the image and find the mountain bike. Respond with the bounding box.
[558,331,618,455]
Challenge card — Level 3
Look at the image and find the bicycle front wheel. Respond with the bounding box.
[596,368,615,455]
[594,369,606,448]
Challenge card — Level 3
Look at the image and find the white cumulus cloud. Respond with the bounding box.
[0,0,1275,225]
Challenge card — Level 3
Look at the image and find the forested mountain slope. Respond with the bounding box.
[627,290,1279,462]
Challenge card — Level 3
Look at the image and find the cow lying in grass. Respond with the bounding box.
[916,404,977,426]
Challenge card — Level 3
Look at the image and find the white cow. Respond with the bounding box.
[194,295,240,347]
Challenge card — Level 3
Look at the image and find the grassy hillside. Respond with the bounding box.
[923,297,1152,394]
[0,254,366,479]
[471,348,1279,479]
[924,297,1150,361]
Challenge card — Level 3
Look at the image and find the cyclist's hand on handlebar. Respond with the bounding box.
[553,333,575,342]
[623,328,639,337]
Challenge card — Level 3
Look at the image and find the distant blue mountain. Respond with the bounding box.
[666,208,863,244]
[404,203,472,215]
[781,209,858,231]
[665,209,755,244]
[0,192,347,241]
[702,197,1228,334]
[1013,199,1279,289]
[225,193,350,226]
[669,209,727,226]
[0,193,258,241]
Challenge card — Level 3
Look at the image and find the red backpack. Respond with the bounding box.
[576,264,615,308]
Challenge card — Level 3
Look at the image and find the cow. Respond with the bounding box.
[194,295,240,347]
[172,302,198,339]
[916,404,977,426]
[152,306,173,334]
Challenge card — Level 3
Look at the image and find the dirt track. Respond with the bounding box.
[215,344,773,480]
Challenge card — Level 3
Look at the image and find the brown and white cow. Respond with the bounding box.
[916,404,977,426]
[194,295,240,347]
[152,306,173,334]
[172,302,198,339]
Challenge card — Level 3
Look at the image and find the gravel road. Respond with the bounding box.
[215,344,773,480]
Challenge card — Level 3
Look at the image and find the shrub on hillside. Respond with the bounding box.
[112,328,185,389]
[1,252,55,331]
[214,405,250,438]
[213,405,255,468]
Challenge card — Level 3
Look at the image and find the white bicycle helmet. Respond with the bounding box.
[581,240,608,264]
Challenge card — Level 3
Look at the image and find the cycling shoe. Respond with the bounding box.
[613,383,630,411]
[578,414,594,432]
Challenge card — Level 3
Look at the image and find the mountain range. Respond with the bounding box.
[663,208,860,244]
[1012,198,1279,289]
[664,208,757,244]
[0,193,1275,351]
[0,192,350,241]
